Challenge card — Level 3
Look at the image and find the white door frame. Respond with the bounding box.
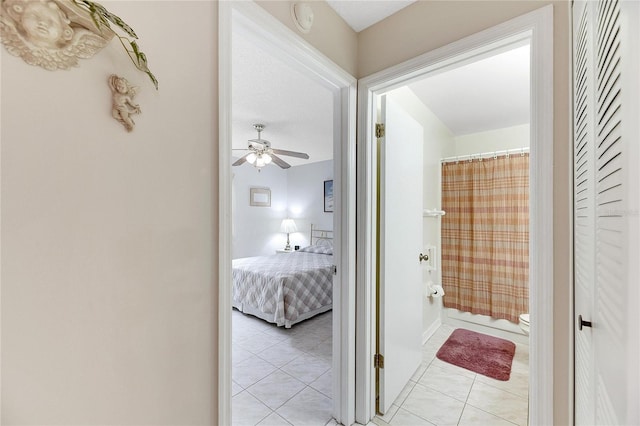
[218,2,357,425]
[355,6,555,425]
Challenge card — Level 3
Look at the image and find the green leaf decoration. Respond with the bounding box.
[104,11,138,39]
[72,0,158,90]
[130,40,140,56]
[147,71,159,91]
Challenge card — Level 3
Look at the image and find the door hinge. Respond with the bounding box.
[333,265,337,275]
[374,353,385,369]
[375,123,385,138]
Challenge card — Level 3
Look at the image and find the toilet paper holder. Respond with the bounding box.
[426,282,445,298]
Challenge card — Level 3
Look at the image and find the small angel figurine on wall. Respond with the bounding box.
[108,74,141,132]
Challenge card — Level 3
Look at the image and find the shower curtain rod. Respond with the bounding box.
[441,147,530,164]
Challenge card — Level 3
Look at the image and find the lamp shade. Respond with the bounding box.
[280,218,297,233]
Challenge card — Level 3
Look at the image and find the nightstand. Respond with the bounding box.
[275,249,293,254]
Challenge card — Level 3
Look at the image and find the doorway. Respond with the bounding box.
[375,43,532,423]
[218,2,357,426]
[355,6,554,425]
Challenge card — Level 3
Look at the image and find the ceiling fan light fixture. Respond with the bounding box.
[232,123,308,170]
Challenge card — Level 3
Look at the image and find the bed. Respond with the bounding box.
[232,225,334,328]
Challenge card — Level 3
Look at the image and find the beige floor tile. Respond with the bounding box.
[247,370,306,410]
[475,367,529,399]
[256,412,293,426]
[466,381,528,426]
[232,380,244,397]
[401,382,465,425]
[309,338,332,362]
[410,361,429,382]
[233,346,255,365]
[276,387,333,426]
[233,327,267,344]
[256,343,306,368]
[392,378,417,407]
[429,357,477,379]
[233,355,278,388]
[458,404,518,426]
[232,391,272,426]
[281,352,331,384]
[371,416,392,426]
[236,332,284,354]
[389,408,436,425]
[418,364,475,402]
[310,369,332,398]
[377,404,400,424]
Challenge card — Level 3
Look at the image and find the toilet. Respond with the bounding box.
[519,313,530,335]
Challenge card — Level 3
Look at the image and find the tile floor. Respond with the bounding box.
[232,309,335,426]
[233,310,529,426]
[373,324,529,426]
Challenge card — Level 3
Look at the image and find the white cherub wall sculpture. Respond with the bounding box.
[109,74,141,132]
[0,0,112,71]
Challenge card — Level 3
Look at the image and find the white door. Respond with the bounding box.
[573,0,640,424]
[378,94,424,414]
[572,1,596,422]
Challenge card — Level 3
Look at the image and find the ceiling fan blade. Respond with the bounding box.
[272,148,309,159]
[232,154,250,166]
[270,154,291,169]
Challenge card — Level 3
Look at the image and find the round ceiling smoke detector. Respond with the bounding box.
[291,2,314,34]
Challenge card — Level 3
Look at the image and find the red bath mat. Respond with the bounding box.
[436,328,516,381]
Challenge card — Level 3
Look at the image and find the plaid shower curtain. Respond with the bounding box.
[441,154,529,323]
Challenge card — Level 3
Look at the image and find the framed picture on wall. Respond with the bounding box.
[324,180,334,213]
[250,187,271,207]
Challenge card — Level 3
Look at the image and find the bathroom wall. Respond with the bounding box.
[386,87,455,342]
[454,124,530,155]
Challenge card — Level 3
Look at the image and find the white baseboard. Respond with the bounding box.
[422,317,442,345]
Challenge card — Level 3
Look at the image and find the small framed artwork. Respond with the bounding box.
[250,187,271,207]
[324,180,334,213]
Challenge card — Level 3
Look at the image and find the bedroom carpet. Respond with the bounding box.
[436,328,516,381]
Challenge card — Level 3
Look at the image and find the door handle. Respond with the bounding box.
[419,253,429,262]
[578,314,592,331]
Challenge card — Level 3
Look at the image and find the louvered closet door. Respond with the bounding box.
[573,1,596,423]
[573,1,640,424]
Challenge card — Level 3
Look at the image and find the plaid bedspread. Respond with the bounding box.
[232,252,334,327]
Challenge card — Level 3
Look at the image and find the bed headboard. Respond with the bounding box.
[310,224,333,246]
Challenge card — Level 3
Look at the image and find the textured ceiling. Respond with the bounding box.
[407,44,531,136]
[232,21,530,167]
[231,29,334,167]
[326,0,417,32]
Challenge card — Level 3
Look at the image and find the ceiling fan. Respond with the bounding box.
[232,124,310,170]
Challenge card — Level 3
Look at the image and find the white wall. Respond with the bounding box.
[1,2,216,424]
[232,163,288,258]
[387,87,455,340]
[287,160,334,248]
[232,160,333,258]
[454,123,530,155]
